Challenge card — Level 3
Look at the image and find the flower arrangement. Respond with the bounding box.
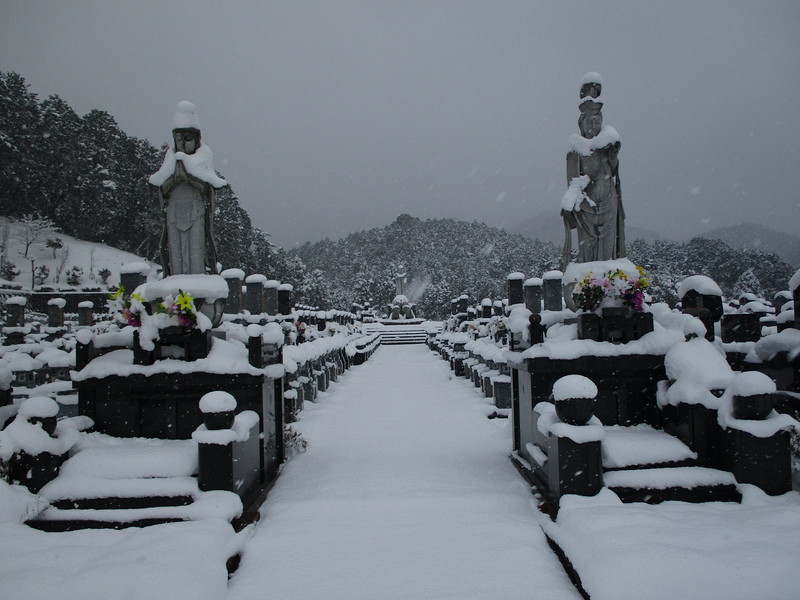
[156,290,198,327]
[573,266,649,313]
[107,286,147,327]
[107,287,198,328]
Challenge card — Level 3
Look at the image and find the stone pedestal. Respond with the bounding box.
[278,284,293,316]
[547,435,603,499]
[221,269,244,314]
[524,279,543,314]
[727,429,791,495]
[78,302,94,326]
[245,275,266,314]
[543,272,563,311]
[265,280,280,316]
[47,301,65,328]
[507,273,524,308]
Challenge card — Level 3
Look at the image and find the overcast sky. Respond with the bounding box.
[2,1,799,249]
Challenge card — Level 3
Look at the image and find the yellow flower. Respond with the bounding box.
[176,290,195,312]
[131,292,146,303]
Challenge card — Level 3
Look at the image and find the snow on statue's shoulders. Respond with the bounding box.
[676,275,723,298]
[568,125,620,157]
[149,144,226,189]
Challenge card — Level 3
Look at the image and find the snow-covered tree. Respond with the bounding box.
[15,214,57,258]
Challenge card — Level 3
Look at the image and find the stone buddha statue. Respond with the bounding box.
[149,101,227,276]
[561,73,625,267]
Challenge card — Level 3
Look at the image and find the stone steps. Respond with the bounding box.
[604,466,741,504]
[25,435,242,532]
[601,426,741,504]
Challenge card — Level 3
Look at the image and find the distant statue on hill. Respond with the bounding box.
[149,101,228,275]
[560,73,626,267]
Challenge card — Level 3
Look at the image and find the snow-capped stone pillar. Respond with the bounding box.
[5,296,26,327]
[245,274,267,315]
[194,392,261,500]
[277,284,294,316]
[221,268,245,314]
[542,270,563,311]
[721,373,793,495]
[480,298,492,319]
[492,300,503,317]
[524,278,543,314]
[265,280,280,316]
[46,298,66,328]
[77,301,94,327]
[6,396,76,493]
[3,296,27,346]
[119,262,150,294]
[546,377,604,501]
[507,272,525,310]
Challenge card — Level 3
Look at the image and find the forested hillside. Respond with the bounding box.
[293,215,795,319]
[0,71,285,278]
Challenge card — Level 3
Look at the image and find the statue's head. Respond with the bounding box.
[171,101,202,155]
[173,128,201,155]
[578,99,603,138]
[580,72,602,99]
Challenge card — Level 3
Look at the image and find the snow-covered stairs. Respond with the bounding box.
[363,322,430,345]
[601,424,741,504]
[27,434,241,531]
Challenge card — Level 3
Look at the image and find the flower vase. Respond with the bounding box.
[599,297,629,319]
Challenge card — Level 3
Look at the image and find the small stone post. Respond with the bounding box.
[195,392,237,493]
[543,270,563,311]
[47,298,66,328]
[77,301,94,327]
[8,397,72,492]
[480,298,493,319]
[278,283,294,316]
[265,280,280,316]
[221,268,245,314]
[245,274,267,314]
[524,278,543,314]
[507,272,525,309]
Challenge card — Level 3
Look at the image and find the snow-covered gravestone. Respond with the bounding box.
[149,101,228,277]
[560,73,625,269]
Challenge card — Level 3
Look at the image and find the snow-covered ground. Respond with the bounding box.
[227,344,581,600]
[3,343,800,599]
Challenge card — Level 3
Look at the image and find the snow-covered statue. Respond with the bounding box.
[560,73,625,268]
[391,268,414,319]
[149,101,227,276]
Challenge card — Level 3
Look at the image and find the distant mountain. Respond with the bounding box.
[697,223,800,267]
[505,212,665,246]
[290,214,559,319]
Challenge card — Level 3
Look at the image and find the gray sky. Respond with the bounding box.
[2,1,799,249]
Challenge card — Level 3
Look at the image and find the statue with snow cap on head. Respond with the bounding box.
[149,101,228,276]
[560,73,625,268]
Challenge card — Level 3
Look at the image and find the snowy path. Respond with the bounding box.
[228,345,580,600]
